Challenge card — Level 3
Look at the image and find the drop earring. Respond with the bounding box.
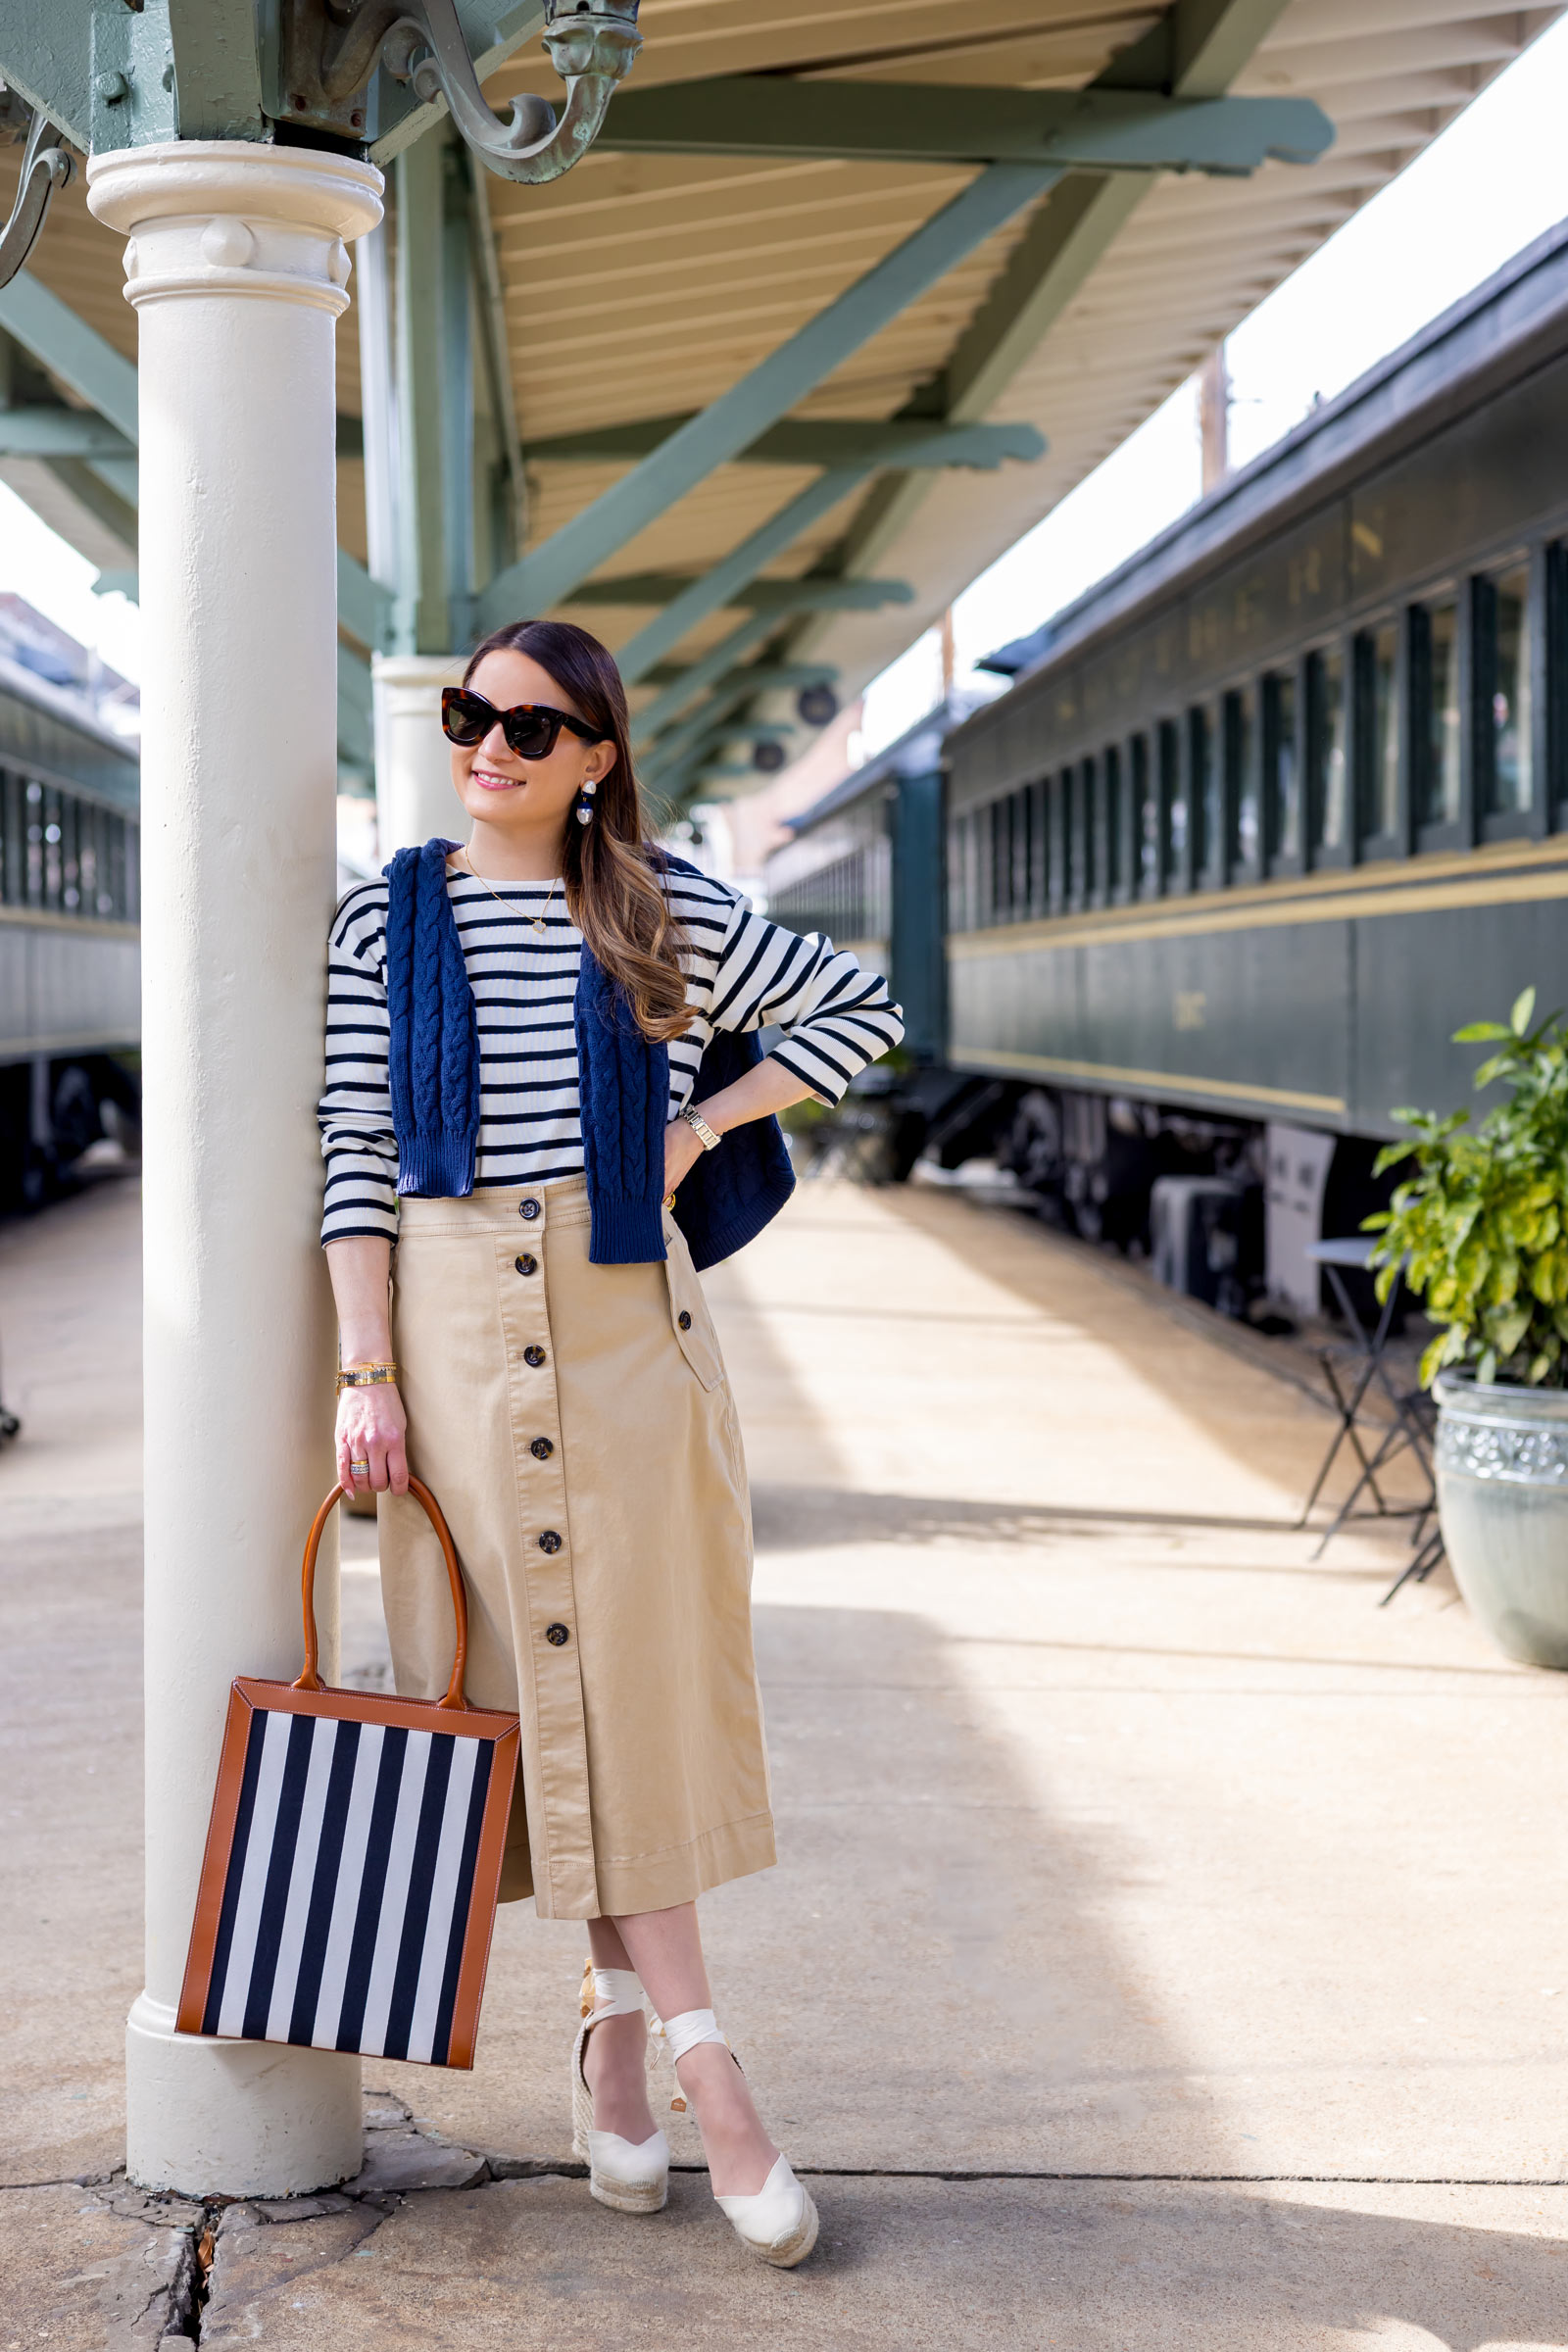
[576,775,598,826]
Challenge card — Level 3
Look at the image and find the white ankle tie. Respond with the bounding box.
[589,1967,645,2019]
[660,2005,728,2064]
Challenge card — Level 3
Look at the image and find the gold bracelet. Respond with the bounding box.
[336,1360,399,1392]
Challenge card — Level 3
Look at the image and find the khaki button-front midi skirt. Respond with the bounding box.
[376,1179,776,1921]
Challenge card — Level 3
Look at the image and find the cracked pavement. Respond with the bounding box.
[6,1176,1568,2347]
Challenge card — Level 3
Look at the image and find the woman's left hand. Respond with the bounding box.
[663,1115,706,1200]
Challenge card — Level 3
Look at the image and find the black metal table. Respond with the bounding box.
[1298,1236,1443,1602]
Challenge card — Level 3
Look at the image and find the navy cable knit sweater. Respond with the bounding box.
[383,839,796,1271]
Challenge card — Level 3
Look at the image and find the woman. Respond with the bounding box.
[318,618,903,2267]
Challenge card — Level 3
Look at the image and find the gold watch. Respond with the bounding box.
[336,1360,399,1392]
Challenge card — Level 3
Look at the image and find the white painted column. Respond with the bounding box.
[372,651,466,853]
[87,142,383,2197]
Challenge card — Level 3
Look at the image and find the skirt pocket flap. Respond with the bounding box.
[662,1251,724,1391]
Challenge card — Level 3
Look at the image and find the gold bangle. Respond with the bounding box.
[336,1361,399,1392]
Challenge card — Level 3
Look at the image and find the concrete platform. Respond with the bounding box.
[4,1173,1568,2347]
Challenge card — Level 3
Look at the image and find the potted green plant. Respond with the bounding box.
[1367,987,1568,1665]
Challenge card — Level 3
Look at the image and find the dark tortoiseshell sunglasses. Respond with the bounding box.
[441,687,608,762]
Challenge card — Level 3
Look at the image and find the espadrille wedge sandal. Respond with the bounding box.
[571,1965,669,2215]
[658,2006,819,2269]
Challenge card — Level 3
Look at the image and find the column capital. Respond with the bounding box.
[86,141,383,318]
[372,651,466,698]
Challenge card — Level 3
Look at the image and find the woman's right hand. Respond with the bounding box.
[335,1380,410,1496]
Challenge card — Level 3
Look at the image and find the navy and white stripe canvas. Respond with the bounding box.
[191,1701,509,2068]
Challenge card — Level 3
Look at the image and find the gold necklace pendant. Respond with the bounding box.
[460,849,558,935]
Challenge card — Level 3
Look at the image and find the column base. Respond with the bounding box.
[126,1992,364,2198]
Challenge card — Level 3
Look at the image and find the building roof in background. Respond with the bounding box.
[0,593,138,740]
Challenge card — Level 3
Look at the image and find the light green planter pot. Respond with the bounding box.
[1435,1370,1568,1668]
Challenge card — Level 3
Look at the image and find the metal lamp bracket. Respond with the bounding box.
[0,104,73,291]
[283,0,641,180]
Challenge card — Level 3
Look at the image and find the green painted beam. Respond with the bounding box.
[642,672,801,783]
[0,408,135,459]
[570,573,912,614]
[87,454,138,507]
[527,415,1046,470]
[648,660,836,697]
[41,456,137,557]
[80,0,266,153]
[440,140,477,647]
[166,1,267,140]
[338,550,395,654]
[337,641,374,770]
[477,163,1058,628]
[0,273,138,443]
[630,612,779,747]
[0,0,95,148]
[600,77,1331,174]
[394,131,451,655]
[612,467,875,687]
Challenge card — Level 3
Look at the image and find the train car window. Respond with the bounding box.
[81,805,102,916]
[61,795,82,911]
[108,813,128,923]
[1478,564,1533,818]
[1186,707,1212,884]
[1013,784,1033,917]
[1306,646,1348,855]
[1028,778,1048,914]
[1264,670,1300,868]
[1413,598,1462,831]
[1065,759,1088,907]
[1048,772,1068,915]
[0,771,16,905]
[1224,684,1259,877]
[1103,745,1124,899]
[1161,719,1186,885]
[1131,733,1156,896]
[24,777,43,907]
[1362,620,1401,845]
[41,785,65,909]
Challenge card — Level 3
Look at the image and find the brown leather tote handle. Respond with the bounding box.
[293,1475,469,1710]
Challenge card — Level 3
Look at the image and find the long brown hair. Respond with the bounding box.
[462,618,690,1043]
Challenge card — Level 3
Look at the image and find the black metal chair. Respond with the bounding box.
[1298,1237,1443,1603]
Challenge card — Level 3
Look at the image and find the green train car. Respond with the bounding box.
[768,220,1568,1308]
[0,647,140,1208]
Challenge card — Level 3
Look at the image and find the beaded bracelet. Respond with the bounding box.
[336,1361,399,1393]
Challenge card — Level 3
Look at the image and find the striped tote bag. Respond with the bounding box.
[176,1476,519,2070]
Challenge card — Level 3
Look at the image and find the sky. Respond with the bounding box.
[5,17,1568,717]
[861,11,1568,757]
[0,476,142,681]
